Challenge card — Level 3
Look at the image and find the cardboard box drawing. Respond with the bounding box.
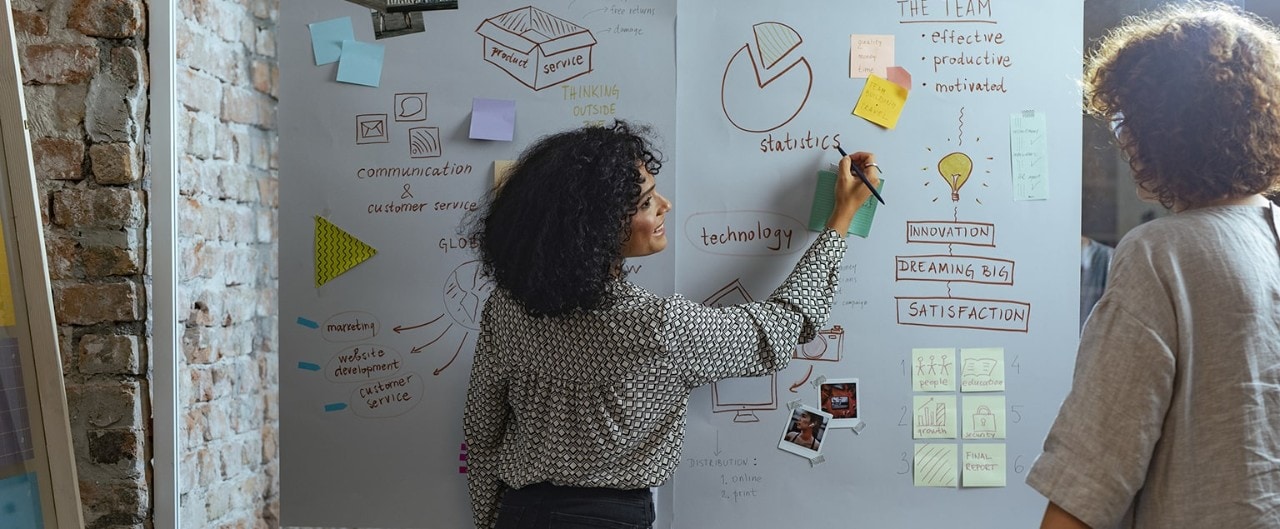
[476,6,597,90]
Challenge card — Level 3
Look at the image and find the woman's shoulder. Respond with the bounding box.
[1117,204,1269,254]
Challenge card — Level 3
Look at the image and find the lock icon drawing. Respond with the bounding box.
[972,405,996,433]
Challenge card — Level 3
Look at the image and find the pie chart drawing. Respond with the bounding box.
[721,22,813,133]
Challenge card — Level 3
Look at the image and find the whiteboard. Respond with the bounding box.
[278,1,676,527]
[279,1,1082,528]
[667,2,1081,528]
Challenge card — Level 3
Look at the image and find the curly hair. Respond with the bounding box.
[1084,1,1280,208]
[470,120,663,317]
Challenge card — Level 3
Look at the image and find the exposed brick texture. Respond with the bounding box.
[13,0,280,527]
[176,0,281,527]
[89,142,141,184]
[21,43,98,85]
[67,0,145,38]
[31,136,85,180]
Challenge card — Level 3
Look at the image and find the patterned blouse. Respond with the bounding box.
[463,229,847,528]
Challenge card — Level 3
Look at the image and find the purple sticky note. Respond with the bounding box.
[469,98,516,141]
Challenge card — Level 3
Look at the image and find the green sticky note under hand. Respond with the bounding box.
[807,168,884,238]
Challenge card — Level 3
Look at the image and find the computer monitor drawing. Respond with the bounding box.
[712,373,778,422]
[703,279,779,422]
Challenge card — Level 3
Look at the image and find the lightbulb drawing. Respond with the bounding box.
[937,152,973,202]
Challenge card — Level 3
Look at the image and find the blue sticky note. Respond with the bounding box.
[308,17,354,66]
[0,473,42,529]
[469,98,516,141]
[807,167,885,238]
[336,40,385,87]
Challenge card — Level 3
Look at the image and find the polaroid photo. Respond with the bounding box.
[818,377,861,428]
[777,404,833,459]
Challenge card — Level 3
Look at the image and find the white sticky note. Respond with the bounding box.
[850,34,895,78]
[1010,110,1049,200]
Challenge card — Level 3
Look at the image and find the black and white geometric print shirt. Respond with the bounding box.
[463,229,847,529]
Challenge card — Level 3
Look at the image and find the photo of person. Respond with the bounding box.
[777,405,833,459]
[819,378,860,428]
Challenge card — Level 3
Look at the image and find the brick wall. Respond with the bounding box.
[12,0,280,527]
[176,0,280,527]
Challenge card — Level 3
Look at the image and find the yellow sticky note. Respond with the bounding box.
[912,395,957,439]
[494,160,515,187]
[962,396,1006,440]
[853,74,908,129]
[914,443,958,488]
[911,347,956,392]
[960,347,1006,392]
[314,216,377,288]
[0,227,14,326]
[962,443,1007,487]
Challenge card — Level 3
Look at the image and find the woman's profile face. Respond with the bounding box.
[620,165,672,258]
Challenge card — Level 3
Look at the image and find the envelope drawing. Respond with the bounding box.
[356,114,389,144]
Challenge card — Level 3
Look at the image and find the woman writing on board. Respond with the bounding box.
[1027,3,1280,528]
[463,120,878,528]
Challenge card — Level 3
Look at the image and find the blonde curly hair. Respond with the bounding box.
[1084,1,1280,208]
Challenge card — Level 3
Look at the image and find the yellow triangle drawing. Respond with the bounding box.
[315,216,377,287]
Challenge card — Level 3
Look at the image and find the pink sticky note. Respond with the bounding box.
[887,66,912,91]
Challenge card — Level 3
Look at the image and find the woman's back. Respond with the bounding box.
[1031,204,1280,528]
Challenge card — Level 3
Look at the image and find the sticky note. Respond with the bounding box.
[853,74,908,129]
[494,160,516,186]
[914,443,958,488]
[470,98,517,141]
[0,222,15,326]
[960,347,1006,392]
[912,395,957,439]
[886,66,912,91]
[911,347,956,392]
[962,444,1007,487]
[0,473,42,528]
[335,40,385,87]
[1010,110,1049,200]
[807,165,884,238]
[850,34,894,78]
[962,396,1006,440]
[308,17,354,65]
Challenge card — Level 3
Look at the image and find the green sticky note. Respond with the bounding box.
[807,168,884,238]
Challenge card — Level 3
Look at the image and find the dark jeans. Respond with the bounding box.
[495,482,654,529]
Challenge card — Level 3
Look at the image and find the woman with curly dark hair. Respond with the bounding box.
[463,120,878,529]
[1027,3,1280,528]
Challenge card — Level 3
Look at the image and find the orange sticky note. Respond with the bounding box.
[853,74,909,129]
[494,160,515,186]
